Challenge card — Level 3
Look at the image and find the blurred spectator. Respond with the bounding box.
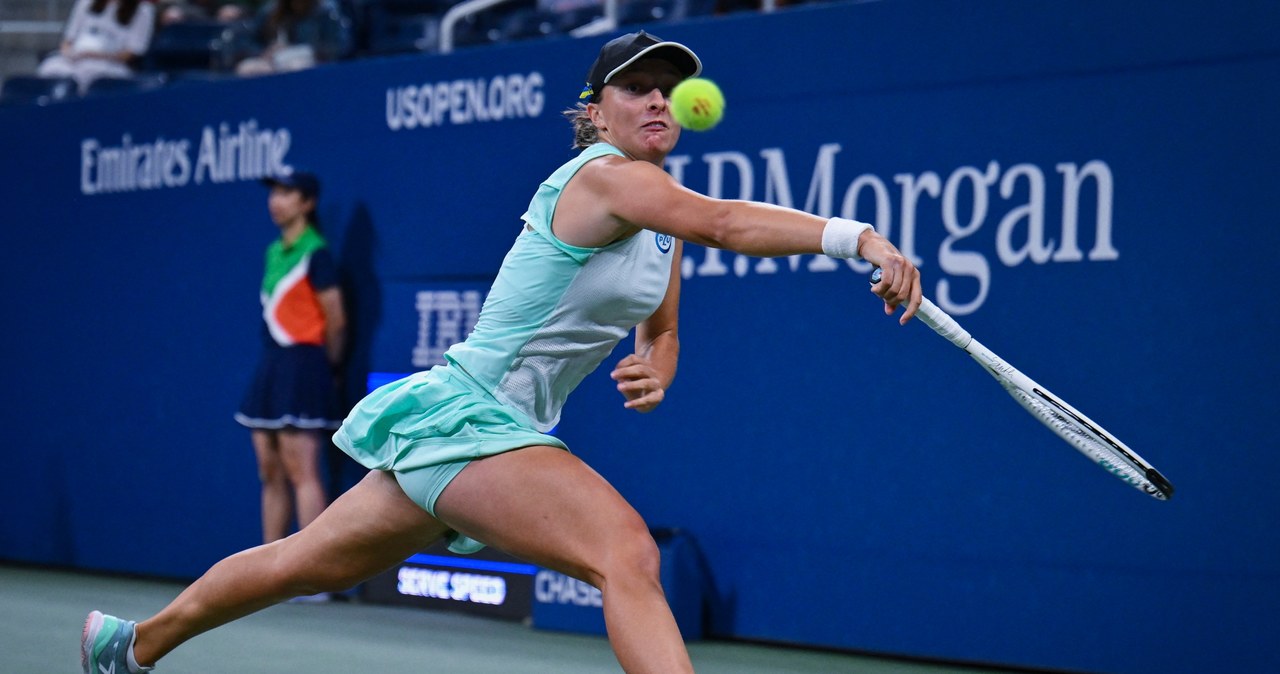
[36,0,156,94]
[235,0,351,75]
[156,0,256,26]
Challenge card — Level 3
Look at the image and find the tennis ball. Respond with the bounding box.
[670,78,724,132]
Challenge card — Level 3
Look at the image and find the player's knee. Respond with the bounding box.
[255,540,306,594]
[319,563,367,592]
[284,560,359,595]
[261,540,352,595]
[604,518,662,587]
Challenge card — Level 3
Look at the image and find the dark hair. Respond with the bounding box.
[89,0,143,26]
[563,103,599,150]
[261,0,319,43]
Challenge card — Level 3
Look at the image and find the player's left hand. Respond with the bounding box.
[611,354,666,413]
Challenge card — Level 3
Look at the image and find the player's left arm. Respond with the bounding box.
[613,240,682,412]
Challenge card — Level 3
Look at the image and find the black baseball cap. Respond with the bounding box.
[580,31,701,101]
[262,171,320,199]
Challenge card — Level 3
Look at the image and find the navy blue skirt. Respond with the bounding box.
[235,344,342,430]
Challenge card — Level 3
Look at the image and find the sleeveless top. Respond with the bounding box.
[442,142,676,431]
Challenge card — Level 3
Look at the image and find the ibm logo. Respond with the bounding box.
[412,290,483,368]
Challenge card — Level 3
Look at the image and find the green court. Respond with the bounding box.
[2,564,1045,673]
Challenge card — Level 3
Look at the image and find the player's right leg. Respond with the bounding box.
[434,445,692,674]
[94,470,449,670]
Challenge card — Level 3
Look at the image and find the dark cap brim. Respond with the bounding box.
[601,41,702,86]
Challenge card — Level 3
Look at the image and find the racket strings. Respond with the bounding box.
[1003,385,1161,497]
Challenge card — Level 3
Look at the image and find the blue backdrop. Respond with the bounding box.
[2,1,1277,672]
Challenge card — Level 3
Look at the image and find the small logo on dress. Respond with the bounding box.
[654,232,673,254]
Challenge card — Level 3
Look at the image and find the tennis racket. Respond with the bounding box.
[871,268,1174,500]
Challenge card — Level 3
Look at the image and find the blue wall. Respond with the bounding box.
[2,1,1277,672]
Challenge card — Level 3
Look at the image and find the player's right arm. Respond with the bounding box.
[582,156,922,321]
[588,156,827,255]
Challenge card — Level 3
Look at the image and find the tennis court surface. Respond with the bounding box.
[0,564,1059,673]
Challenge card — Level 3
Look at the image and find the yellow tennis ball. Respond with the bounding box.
[670,78,724,132]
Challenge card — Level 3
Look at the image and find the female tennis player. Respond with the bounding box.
[83,30,922,674]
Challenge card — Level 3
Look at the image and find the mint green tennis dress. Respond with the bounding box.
[333,142,676,553]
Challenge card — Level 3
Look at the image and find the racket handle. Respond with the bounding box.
[917,299,973,349]
[870,268,972,349]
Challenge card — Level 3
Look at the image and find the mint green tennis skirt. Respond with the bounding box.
[333,364,566,553]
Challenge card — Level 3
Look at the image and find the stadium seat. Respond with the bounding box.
[680,0,717,17]
[555,5,604,33]
[448,11,504,49]
[357,0,446,54]
[143,20,253,75]
[83,73,168,98]
[370,14,442,53]
[162,69,240,90]
[619,0,677,25]
[498,7,559,42]
[0,76,79,106]
[362,0,444,55]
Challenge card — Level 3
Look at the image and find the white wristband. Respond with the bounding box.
[821,217,873,260]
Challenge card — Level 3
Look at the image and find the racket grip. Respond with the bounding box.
[870,268,972,349]
[917,299,973,349]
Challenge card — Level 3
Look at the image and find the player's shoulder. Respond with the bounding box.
[579,154,667,189]
[580,152,629,172]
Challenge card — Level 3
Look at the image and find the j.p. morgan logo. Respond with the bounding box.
[665,144,1120,316]
[655,232,674,254]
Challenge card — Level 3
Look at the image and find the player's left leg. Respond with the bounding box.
[123,471,448,668]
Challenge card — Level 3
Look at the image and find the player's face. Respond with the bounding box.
[268,186,313,228]
[591,58,683,164]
